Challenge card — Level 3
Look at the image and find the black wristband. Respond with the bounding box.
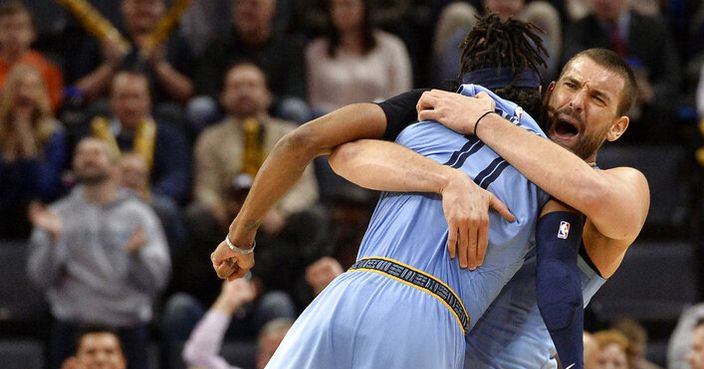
[475,110,496,136]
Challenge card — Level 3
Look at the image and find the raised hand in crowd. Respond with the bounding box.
[305,256,343,296]
[28,201,63,242]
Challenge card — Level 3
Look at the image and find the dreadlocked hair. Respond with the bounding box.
[456,13,548,122]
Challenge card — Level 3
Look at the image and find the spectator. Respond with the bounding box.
[88,69,190,204]
[182,280,294,369]
[562,0,681,143]
[585,331,600,369]
[193,0,308,126]
[484,0,562,79]
[118,152,185,253]
[668,304,704,369]
[688,319,704,369]
[0,1,63,112]
[193,62,317,233]
[0,64,65,239]
[612,317,664,369]
[594,329,632,369]
[305,0,412,115]
[27,137,170,369]
[60,325,127,369]
[65,0,195,116]
[431,0,561,87]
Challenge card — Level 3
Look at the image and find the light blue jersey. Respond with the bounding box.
[265,85,550,369]
[465,250,607,369]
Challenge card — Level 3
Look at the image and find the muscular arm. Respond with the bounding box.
[229,103,387,238]
[211,103,389,279]
[417,90,650,249]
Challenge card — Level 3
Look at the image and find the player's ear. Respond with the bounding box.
[543,81,556,104]
[606,116,629,142]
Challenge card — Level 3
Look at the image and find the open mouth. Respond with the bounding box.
[550,115,581,139]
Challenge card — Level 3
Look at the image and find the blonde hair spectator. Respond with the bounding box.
[0,64,57,155]
[594,329,633,369]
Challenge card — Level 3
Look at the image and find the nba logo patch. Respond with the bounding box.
[557,221,570,239]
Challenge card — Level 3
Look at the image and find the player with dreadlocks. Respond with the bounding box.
[211,13,570,369]
[457,14,590,369]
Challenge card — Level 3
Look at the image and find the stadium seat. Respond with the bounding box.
[597,144,694,239]
[0,339,44,369]
[0,240,49,327]
[589,241,698,322]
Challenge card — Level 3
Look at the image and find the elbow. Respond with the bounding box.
[277,125,320,159]
[182,339,204,367]
[329,141,363,176]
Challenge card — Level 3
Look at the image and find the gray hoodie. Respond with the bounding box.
[28,186,171,327]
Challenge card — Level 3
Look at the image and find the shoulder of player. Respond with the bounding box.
[599,166,649,196]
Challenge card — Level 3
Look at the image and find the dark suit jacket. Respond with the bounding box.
[563,10,681,105]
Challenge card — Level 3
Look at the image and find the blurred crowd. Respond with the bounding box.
[1,0,704,368]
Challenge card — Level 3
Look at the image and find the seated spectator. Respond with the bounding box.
[431,0,561,87]
[60,325,127,369]
[484,0,562,79]
[183,280,293,369]
[87,69,190,204]
[594,329,633,369]
[193,62,317,233]
[0,1,63,111]
[192,0,308,127]
[0,64,65,239]
[27,137,170,369]
[64,0,195,122]
[118,152,185,253]
[612,317,664,369]
[305,0,412,115]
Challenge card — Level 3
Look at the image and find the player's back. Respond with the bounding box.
[357,84,550,329]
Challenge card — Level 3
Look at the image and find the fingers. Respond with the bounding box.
[417,108,439,122]
[214,259,239,280]
[458,224,469,269]
[476,216,489,268]
[475,91,490,99]
[211,241,233,266]
[447,227,457,260]
[490,195,515,222]
[466,222,478,270]
[416,90,438,113]
[228,266,249,281]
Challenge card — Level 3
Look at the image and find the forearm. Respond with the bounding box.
[278,164,319,215]
[477,114,645,239]
[329,139,454,194]
[153,62,194,103]
[75,63,115,100]
[182,310,233,369]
